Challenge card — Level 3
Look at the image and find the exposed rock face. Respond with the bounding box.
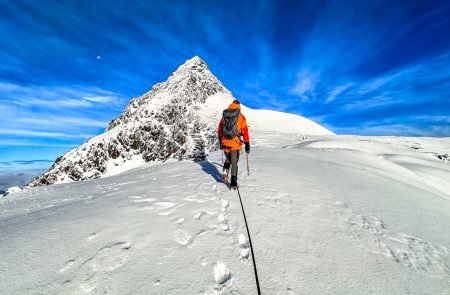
[29,56,229,187]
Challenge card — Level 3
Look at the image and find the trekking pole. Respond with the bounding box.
[246,153,250,176]
[206,138,219,157]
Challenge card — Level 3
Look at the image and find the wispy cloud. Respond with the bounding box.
[0,159,53,166]
[296,50,450,136]
[83,95,119,104]
[325,82,353,103]
[343,52,450,109]
[334,123,450,137]
[16,116,108,128]
[0,82,126,152]
[0,82,127,109]
[0,139,77,147]
[289,71,319,102]
[414,116,450,124]
[343,95,393,111]
[0,129,93,139]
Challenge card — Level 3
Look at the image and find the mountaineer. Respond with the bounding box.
[218,100,250,189]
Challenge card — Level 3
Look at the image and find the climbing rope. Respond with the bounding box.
[236,187,261,295]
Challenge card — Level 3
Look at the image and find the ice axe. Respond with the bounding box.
[246,153,250,176]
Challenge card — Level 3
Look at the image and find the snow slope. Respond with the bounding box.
[1,134,449,294]
[28,56,332,187]
[198,92,334,136]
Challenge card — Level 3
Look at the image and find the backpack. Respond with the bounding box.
[222,108,241,140]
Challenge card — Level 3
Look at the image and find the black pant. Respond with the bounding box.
[223,150,240,177]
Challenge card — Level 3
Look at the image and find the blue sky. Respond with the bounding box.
[0,0,449,168]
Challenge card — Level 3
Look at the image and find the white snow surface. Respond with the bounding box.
[198,92,334,135]
[1,134,449,294]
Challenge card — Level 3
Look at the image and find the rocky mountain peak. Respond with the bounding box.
[107,56,228,131]
[28,57,230,187]
[175,55,207,71]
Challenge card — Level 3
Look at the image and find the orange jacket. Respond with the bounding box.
[218,102,250,151]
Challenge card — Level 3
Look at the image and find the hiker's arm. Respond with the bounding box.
[241,117,249,143]
[242,123,250,153]
[242,125,249,143]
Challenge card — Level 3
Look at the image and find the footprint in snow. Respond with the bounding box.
[217,214,229,231]
[91,242,131,272]
[173,230,192,246]
[238,234,250,262]
[221,199,229,212]
[175,218,185,224]
[60,259,75,272]
[194,211,206,220]
[87,230,102,241]
[217,198,230,231]
[70,241,132,293]
[214,262,232,293]
[335,201,450,274]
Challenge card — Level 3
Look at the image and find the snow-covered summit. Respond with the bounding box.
[28,56,332,187]
[107,56,229,130]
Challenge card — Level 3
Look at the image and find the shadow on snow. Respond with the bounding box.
[198,160,223,183]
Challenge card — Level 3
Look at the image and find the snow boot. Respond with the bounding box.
[230,176,238,189]
[222,169,229,184]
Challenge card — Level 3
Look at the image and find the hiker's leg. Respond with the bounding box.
[229,150,240,187]
[223,151,231,172]
[230,150,239,177]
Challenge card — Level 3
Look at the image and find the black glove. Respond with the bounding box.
[219,137,223,150]
[245,142,250,154]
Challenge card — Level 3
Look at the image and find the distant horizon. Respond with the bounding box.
[1,0,450,167]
